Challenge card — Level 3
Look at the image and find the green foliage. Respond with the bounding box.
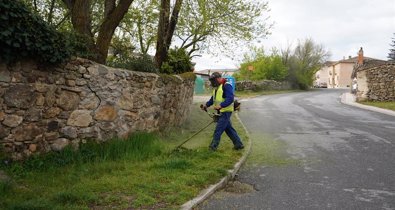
[107,36,158,73]
[0,0,72,64]
[1,133,163,176]
[283,39,330,90]
[108,36,136,63]
[21,0,70,28]
[179,72,197,80]
[160,48,193,74]
[360,101,395,111]
[178,0,271,56]
[0,179,13,195]
[119,0,159,54]
[153,159,194,170]
[53,190,97,205]
[62,31,93,59]
[6,198,53,210]
[108,54,159,73]
[235,48,288,81]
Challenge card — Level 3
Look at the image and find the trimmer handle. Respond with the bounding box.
[200,104,207,112]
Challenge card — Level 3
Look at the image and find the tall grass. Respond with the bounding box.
[1,133,163,175]
[0,104,247,209]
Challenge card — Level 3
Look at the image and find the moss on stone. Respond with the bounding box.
[178,72,196,81]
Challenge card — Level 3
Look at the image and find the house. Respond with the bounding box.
[315,48,384,89]
[329,56,359,88]
[351,50,393,101]
[314,61,335,87]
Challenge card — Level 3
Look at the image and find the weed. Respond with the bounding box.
[7,198,53,210]
[0,179,13,194]
[153,159,194,170]
[53,190,97,205]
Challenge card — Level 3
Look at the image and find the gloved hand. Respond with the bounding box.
[214,105,222,110]
[200,104,207,112]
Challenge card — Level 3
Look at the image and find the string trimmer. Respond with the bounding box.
[170,104,220,153]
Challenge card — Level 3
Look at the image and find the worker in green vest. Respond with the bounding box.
[201,72,244,151]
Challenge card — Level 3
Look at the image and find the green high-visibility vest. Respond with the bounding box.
[212,83,234,112]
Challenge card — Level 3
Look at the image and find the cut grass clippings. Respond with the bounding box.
[235,89,302,99]
[359,101,395,111]
[245,133,299,168]
[0,104,247,210]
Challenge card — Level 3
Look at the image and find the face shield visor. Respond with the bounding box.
[209,77,220,87]
[209,73,221,87]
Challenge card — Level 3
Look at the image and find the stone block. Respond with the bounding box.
[67,110,92,127]
[61,126,78,139]
[0,70,11,82]
[4,85,34,109]
[94,105,117,121]
[25,107,42,122]
[2,115,23,127]
[12,124,43,141]
[44,107,61,118]
[29,144,37,152]
[51,138,69,151]
[57,90,80,111]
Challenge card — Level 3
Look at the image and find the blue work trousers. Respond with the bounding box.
[210,112,243,149]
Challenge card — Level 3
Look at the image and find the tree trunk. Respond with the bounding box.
[62,0,133,64]
[166,0,183,47]
[155,0,183,69]
[68,0,98,60]
[155,0,170,68]
[96,0,134,63]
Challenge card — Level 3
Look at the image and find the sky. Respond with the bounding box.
[193,0,395,71]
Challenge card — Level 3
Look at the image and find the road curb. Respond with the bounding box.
[180,112,252,210]
[340,93,395,117]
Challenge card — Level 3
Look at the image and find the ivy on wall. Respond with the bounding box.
[0,0,71,64]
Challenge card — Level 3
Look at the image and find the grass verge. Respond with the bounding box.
[0,104,247,210]
[359,101,395,111]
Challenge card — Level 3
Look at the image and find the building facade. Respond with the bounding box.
[315,48,383,89]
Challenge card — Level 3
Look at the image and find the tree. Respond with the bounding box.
[176,0,271,57]
[22,0,70,29]
[154,0,183,68]
[61,0,135,63]
[284,39,330,90]
[388,33,395,61]
[118,0,159,55]
[234,48,288,81]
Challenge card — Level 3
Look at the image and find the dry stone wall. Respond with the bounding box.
[236,80,291,91]
[357,62,395,101]
[0,58,195,159]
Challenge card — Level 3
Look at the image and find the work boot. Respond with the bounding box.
[233,145,244,150]
[209,145,217,151]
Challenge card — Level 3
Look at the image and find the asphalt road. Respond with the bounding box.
[198,89,395,210]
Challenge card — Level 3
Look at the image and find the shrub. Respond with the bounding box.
[161,47,193,74]
[0,0,71,64]
[62,31,93,60]
[108,54,159,73]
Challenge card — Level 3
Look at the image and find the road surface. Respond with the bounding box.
[198,89,395,210]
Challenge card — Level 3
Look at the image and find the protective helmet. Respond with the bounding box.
[209,72,222,87]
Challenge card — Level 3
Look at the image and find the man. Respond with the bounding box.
[201,72,244,151]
